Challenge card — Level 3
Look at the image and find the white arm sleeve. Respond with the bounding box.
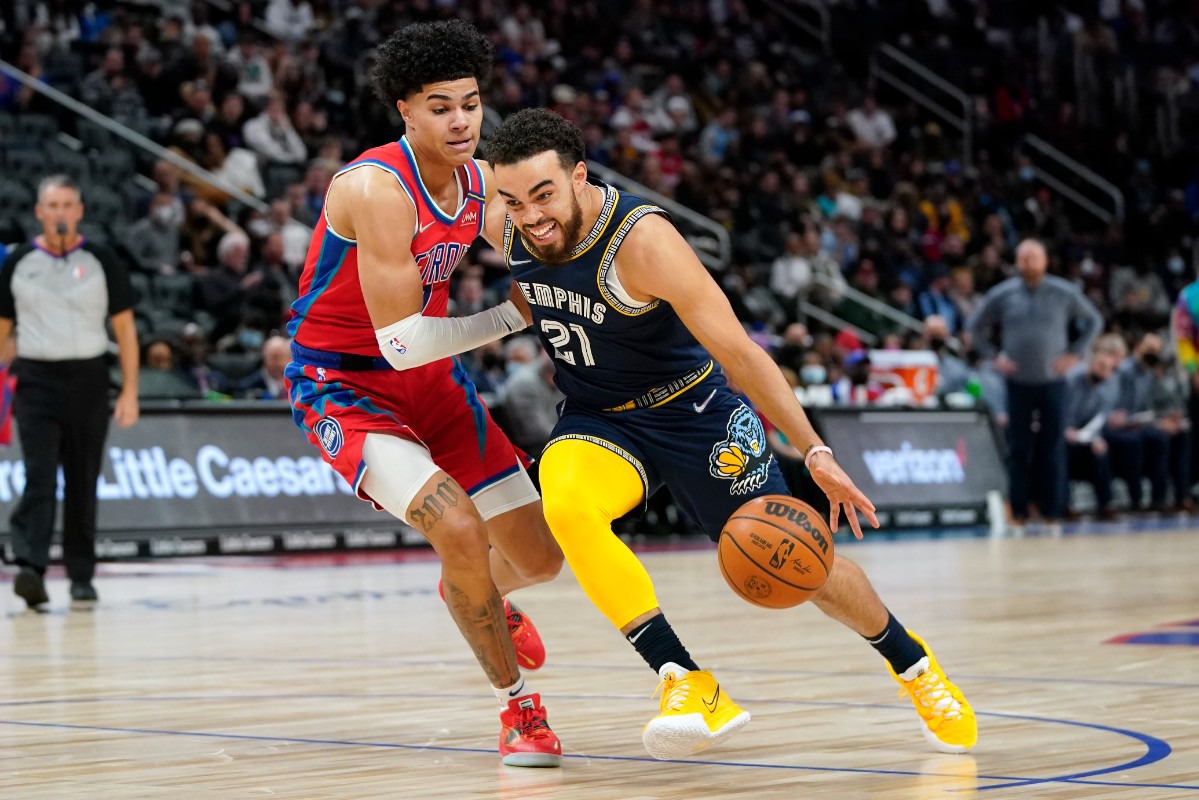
[376,301,528,371]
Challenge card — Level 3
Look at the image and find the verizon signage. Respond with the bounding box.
[813,408,1005,527]
[0,406,411,558]
[862,442,966,486]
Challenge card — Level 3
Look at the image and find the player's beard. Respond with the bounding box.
[524,191,585,265]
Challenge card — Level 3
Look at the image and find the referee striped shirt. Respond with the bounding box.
[0,240,134,361]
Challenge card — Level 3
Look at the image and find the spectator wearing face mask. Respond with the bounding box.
[1107,333,1193,512]
[773,322,812,375]
[1063,334,1126,521]
[799,359,828,388]
[463,340,507,398]
[1145,351,1192,512]
[246,198,310,270]
[923,314,969,396]
[1105,333,1161,511]
[124,192,183,274]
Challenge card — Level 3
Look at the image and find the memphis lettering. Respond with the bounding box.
[862,442,965,485]
[518,281,607,324]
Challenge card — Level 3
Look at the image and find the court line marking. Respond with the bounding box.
[0,693,1186,791]
[0,716,1188,792]
[6,650,1198,691]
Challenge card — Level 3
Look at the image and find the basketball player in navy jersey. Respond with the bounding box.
[487,109,976,759]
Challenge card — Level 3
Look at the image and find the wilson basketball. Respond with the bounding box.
[718,495,835,609]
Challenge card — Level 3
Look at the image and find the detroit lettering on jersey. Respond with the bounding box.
[419,242,468,286]
[288,136,487,355]
[517,281,607,325]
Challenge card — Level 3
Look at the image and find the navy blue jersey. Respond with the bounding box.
[505,181,711,411]
[548,374,790,540]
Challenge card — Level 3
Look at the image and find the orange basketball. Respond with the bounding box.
[717,495,835,609]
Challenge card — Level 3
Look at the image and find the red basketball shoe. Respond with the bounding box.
[499,693,562,767]
[504,598,545,671]
[438,581,546,670]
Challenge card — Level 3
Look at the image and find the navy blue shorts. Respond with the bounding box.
[547,373,791,541]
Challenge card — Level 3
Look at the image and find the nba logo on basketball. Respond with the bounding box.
[769,539,795,569]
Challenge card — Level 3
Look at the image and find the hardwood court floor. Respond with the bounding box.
[2,528,1198,799]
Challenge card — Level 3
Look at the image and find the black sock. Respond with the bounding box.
[625,614,700,674]
[865,612,927,676]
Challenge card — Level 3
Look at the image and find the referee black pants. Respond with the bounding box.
[9,357,110,582]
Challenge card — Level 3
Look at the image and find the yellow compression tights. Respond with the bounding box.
[539,438,660,630]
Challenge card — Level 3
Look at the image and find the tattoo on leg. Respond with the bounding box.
[408,478,462,533]
[443,577,518,687]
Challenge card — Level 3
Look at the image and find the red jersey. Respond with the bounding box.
[287,136,488,355]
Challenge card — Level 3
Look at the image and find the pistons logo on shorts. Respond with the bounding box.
[314,417,344,458]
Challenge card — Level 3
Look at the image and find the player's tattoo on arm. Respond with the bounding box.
[408,478,462,532]
[442,578,518,686]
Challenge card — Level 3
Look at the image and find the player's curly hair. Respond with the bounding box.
[372,20,493,107]
[485,108,586,171]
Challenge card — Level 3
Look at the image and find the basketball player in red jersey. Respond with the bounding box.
[285,21,562,767]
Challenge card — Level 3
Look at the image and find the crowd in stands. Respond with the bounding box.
[1,1,1197,512]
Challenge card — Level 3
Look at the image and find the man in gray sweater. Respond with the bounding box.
[967,239,1104,525]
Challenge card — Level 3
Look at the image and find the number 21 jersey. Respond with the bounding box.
[505,181,710,411]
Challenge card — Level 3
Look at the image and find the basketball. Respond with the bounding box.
[718,495,835,609]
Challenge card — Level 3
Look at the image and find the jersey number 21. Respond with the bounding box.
[540,319,595,366]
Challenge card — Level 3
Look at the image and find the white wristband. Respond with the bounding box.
[804,445,833,470]
[376,301,528,371]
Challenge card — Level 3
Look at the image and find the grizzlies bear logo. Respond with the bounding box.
[708,403,774,495]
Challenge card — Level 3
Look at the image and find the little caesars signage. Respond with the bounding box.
[0,444,352,504]
[0,410,388,533]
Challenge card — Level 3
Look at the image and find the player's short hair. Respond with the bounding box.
[485,108,586,172]
[372,20,493,107]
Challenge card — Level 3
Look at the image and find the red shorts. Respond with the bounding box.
[285,355,529,505]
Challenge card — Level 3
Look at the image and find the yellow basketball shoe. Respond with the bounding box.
[641,663,751,760]
[888,631,977,754]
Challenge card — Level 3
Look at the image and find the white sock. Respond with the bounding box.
[493,675,532,707]
[899,656,931,682]
[658,661,690,681]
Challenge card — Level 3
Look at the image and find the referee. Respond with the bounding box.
[0,175,140,611]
